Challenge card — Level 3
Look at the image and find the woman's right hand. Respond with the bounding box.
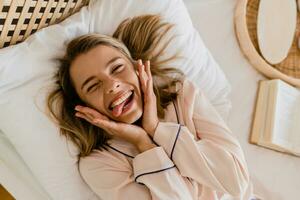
[74,105,156,152]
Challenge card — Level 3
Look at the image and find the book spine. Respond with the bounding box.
[250,80,267,144]
[263,80,278,142]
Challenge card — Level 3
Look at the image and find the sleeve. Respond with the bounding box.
[79,146,195,200]
[152,81,250,197]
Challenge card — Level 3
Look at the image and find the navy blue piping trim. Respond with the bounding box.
[172,100,180,124]
[170,124,181,160]
[105,144,134,158]
[151,139,159,146]
[135,165,176,183]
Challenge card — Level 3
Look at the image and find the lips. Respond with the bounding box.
[109,90,134,117]
[109,90,134,111]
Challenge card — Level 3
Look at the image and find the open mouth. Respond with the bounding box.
[109,90,134,111]
[122,91,134,110]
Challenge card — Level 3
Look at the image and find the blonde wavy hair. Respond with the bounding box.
[47,14,185,157]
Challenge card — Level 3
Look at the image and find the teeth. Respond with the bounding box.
[111,91,133,109]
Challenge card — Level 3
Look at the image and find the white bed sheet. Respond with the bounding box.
[0,131,49,199]
[184,0,300,200]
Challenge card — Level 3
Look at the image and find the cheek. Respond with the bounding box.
[129,70,140,87]
[123,66,141,94]
[133,76,143,108]
[131,74,141,96]
[85,92,108,115]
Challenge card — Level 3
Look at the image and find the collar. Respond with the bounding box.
[104,100,179,159]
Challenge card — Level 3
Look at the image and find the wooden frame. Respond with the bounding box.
[234,0,300,88]
[0,0,89,49]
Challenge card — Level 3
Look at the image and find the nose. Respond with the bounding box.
[106,81,121,94]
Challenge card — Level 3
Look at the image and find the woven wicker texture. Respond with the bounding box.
[246,0,300,79]
[235,0,300,87]
[0,0,89,49]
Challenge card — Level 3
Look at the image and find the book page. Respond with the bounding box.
[272,80,300,150]
[291,98,300,154]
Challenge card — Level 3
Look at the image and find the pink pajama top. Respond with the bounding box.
[79,79,255,200]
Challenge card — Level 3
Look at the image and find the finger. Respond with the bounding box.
[93,119,119,136]
[76,110,96,124]
[138,59,144,66]
[76,111,109,129]
[77,106,97,118]
[141,62,152,105]
[138,62,147,93]
[143,81,153,105]
[144,61,154,94]
[133,60,140,76]
[75,109,106,125]
[137,59,144,76]
[141,64,148,83]
[93,118,110,129]
[75,106,108,120]
[75,112,94,124]
[146,79,156,100]
[133,59,139,66]
[146,78,152,94]
[92,119,115,135]
[145,60,152,80]
[75,111,118,138]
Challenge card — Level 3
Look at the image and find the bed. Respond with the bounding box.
[184,0,300,199]
[0,0,299,200]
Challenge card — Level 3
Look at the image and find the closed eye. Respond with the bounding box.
[87,65,123,93]
[112,64,123,73]
[87,83,99,92]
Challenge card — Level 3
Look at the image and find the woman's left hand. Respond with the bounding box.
[137,59,159,138]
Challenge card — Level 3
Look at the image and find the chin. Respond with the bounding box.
[123,109,143,124]
[109,108,142,124]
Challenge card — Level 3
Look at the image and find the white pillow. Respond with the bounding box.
[88,0,232,119]
[0,5,99,200]
[0,0,231,199]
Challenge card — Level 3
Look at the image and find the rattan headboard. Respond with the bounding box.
[0,0,89,49]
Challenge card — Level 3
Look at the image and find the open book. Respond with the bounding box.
[250,79,300,157]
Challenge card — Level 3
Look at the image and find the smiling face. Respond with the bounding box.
[69,44,143,124]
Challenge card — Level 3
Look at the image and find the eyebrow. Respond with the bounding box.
[80,56,122,92]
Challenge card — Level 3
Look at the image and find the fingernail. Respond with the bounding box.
[138,59,142,65]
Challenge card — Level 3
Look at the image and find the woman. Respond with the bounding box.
[47,14,256,200]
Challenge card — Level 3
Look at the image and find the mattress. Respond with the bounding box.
[184,0,300,199]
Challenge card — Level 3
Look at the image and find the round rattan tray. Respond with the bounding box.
[235,0,300,88]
